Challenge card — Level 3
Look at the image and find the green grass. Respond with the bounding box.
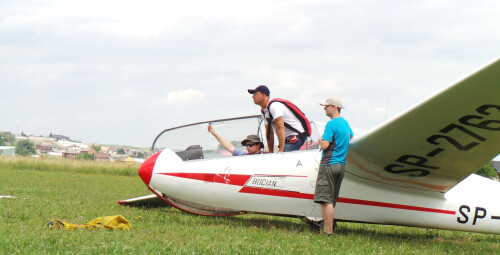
[0,156,138,176]
[0,156,499,254]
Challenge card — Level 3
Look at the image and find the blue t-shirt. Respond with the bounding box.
[321,117,353,165]
[232,147,248,156]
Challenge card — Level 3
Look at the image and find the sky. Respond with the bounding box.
[1,0,499,147]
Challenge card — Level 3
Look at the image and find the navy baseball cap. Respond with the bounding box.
[248,85,270,97]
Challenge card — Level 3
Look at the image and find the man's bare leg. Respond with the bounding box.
[321,203,334,235]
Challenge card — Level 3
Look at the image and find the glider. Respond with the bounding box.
[120,59,500,234]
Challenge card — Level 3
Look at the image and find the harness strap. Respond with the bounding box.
[266,111,305,140]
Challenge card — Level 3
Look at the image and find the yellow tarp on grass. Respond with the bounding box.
[47,215,132,230]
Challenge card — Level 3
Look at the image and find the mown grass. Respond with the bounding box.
[0,156,499,254]
[0,156,138,176]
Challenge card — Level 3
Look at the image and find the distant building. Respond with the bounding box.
[95,153,111,161]
[52,135,70,141]
[67,145,80,151]
[492,155,500,173]
[0,146,15,156]
[58,141,89,152]
[47,152,62,157]
[62,151,79,159]
[133,158,146,164]
[123,156,136,164]
[80,147,92,155]
[100,146,110,154]
[109,147,119,154]
[28,136,55,143]
[36,142,54,153]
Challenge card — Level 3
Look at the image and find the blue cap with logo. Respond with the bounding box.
[248,85,270,97]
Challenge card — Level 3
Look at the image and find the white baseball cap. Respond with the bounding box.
[319,97,344,109]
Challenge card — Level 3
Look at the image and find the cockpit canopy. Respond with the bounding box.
[152,115,323,161]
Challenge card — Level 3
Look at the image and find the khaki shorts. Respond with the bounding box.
[314,164,345,205]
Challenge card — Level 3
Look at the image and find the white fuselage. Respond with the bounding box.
[145,148,500,234]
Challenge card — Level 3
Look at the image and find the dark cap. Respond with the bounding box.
[241,134,264,149]
[248,85,270,97]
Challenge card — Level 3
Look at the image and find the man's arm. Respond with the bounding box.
[273,116,286,152]
[320,139,330,150]
[208,125,235,154]
[265,124,274,153]
[318,135,331,149]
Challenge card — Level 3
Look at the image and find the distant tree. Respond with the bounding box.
[76,152,95,160]
[117,148,125,155]
[136,152,146,159]
[15,140,36,156]
[21,132,27,137]
[0,132,15,145]
[0,134,3,146]
[49,133,53,138]
[91,144,101,152]
[217,140,242,151]
[475,162,498,180]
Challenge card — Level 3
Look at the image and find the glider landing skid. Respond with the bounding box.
[150,187,245,217]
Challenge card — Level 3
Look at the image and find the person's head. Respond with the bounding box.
[248,85,270,107]
[320,97,344,118]
[241,134,263,154]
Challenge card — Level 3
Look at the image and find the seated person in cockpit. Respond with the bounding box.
[208,124,264,156]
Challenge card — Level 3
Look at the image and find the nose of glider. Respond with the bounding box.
[139,152,161,185]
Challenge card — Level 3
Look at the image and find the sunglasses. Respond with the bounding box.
[246,143,257,147]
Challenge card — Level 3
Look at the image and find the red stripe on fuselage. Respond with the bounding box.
[239,187,314,200]
[158,172,251,186]
[239,188,455,215]
[253,174,308,177]
[338,197,456,215]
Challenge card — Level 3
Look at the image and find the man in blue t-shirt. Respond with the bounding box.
[313,96,353,236]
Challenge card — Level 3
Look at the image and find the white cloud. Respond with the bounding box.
[155,89,207,106]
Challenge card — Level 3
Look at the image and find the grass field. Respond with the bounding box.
[0,156,499,254]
